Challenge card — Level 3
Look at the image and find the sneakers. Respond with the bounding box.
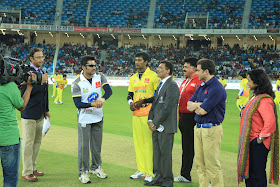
[174,175,192,183]
[144,174,153,182]
[79,172,91,184]
[89,166,107,179]
[54,101,58,104]
[59,101,63,104]
[130,171,145,179]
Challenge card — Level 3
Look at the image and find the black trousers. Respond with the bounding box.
[245,138,269,187]
[178,113,196,181]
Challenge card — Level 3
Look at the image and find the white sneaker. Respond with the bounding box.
[144,174,153,182]
[174,175,191,183]
[59,101,63,104]
[54,101,58,104]
[89,166,107,179]
[209,182,212,187]
[79,172,91,184]
[130,171,145,179]
[51,96,55,98]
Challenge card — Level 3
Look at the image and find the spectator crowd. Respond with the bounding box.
[1,41,279,80]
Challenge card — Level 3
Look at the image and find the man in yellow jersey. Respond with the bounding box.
[236,73,249,111]
[54,74,67,104]
[51,70,62,97]
[219,76,228,102]
[219,76,227,88]
[274,76,280,108]
[127,52,160,183]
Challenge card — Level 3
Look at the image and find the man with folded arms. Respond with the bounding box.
[187,59,226,187]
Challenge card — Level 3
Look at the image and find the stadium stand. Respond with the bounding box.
[61,0,149,28]
[0,0,56,25]
[249,0,280,29]
[0,0,254,29]
[2,41,278,79]
[154,0,244,29]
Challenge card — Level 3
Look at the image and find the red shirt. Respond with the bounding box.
[179,74,202,114]
[249,98,276,150]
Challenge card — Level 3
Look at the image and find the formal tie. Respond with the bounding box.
[158,81,163,90]
[37,68,43,74]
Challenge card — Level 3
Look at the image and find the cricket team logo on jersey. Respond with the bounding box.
[96,81,101,88]
[88,92,99,102]
[144,78,150,83]
[83,88,89,93]
[134,85,147,93]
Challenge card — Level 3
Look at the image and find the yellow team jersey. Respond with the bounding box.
[51,74,62,82]
[276,80,280,92]
[219,79,227,88]
[128,67,160,116]
[56,78,67,89]
[240,78,249,97]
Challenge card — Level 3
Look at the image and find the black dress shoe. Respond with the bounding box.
[144,181,162,186]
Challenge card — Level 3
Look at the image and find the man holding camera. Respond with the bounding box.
[0,69,35,186]
[20,48,50,182]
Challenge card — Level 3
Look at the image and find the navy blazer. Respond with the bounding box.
[20,66,49,120]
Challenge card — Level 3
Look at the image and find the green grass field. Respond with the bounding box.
[0,86,277,187]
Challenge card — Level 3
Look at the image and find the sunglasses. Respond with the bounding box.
[86,64,97,68]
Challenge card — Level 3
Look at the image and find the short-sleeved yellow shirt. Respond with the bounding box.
[240,78,249,97]
[128,67,160,116]
[276,80,280,92]
[219,79,227,88]
[56,78,67,89]
[51,74,62,82]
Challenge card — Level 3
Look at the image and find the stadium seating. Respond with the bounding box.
[154,0,244,29]
[61,0,149,28]
[1,41,279,79]
[0,0,56,25]
[2,0,279,29]
[249,0,280,29]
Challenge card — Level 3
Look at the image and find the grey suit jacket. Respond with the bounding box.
[148,77,180,133]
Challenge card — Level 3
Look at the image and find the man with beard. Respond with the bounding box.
[71,56,112,184]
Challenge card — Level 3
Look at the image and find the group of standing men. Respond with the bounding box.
[0,48,113,186]
[128,52,227,187]
[0,48,227,187]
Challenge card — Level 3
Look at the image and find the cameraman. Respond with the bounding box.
[0,73,36,187]
[20,48,50,182]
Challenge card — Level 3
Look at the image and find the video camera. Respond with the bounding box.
[0,54,42,85]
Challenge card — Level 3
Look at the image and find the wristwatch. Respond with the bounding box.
[258,137,263,141]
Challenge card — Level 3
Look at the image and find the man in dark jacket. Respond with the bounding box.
[21,48,50,182]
